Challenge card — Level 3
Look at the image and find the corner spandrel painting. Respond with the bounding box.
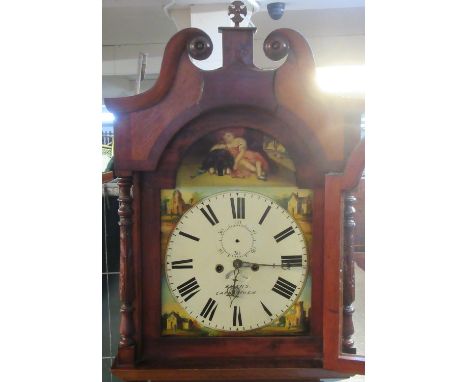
[176,127,297,187]
[160,187,313,337]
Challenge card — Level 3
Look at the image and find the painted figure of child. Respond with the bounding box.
[209,131,269,180]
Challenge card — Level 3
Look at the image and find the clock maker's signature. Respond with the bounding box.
[216,284,256,297]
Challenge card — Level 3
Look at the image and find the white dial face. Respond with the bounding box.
[165,190,308,332]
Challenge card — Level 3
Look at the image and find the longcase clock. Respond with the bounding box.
[105,3,365,380]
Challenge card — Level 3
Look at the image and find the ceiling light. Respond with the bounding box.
[315,65,365,96]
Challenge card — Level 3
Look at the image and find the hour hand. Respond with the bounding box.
[226,268,240,306]
[225,259,244,279]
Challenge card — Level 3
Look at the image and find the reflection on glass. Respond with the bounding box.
[341,170,365,357]
[102,105,114,173]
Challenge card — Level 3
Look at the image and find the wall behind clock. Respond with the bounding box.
[102,5,364,100]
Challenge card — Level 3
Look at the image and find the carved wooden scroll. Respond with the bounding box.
[117,176,135,365]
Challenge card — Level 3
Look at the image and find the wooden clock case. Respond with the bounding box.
[105,24,364,382]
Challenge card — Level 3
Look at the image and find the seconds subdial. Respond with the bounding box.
[218,222,256,257]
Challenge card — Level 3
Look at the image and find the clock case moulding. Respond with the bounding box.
[105,22,364,382]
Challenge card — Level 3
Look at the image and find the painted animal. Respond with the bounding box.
[200,149,234,176]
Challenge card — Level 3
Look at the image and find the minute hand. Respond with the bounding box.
[240,260,305,269]
[225,261,300,279]
[241,261,291,269]
[225,261,279,279]
[240,261,281,268]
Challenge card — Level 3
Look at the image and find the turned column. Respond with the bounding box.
[342,193,356,354]
[117,177,136,364]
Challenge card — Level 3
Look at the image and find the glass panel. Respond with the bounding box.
[341,169,365,357]
[102,105,114,172]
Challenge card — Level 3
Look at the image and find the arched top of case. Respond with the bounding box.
[104,26,351,181]
[154,106,328,188]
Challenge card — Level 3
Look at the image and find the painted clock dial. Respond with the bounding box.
[165,190,308,332]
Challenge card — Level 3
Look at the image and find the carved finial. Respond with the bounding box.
[228,1,247,27]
